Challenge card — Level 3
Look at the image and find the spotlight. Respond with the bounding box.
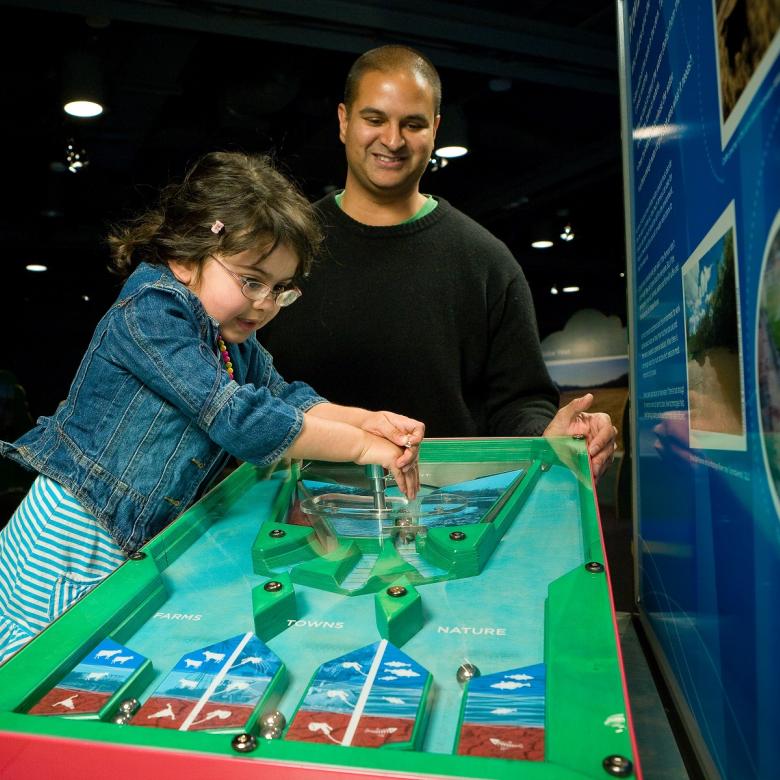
[434,105,469,159]
[429,156,449,172]
[550,286,559,295]
[64,100,103,118]
[26,264,48,272]
[562,286,580,293]
[560,224,575,242]
[62,50,105,118]
[531,219,554,249]
[436,145,468,159]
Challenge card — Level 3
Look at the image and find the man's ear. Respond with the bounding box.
[432,114,441,139]
[337,103,349,144]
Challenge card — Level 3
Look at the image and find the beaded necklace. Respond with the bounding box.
[217,334,234,380]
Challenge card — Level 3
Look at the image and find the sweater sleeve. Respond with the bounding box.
[484,268,559,436]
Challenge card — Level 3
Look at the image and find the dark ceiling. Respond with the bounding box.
[1,0,628,418]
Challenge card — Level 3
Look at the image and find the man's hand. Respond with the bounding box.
[543,393,618,481]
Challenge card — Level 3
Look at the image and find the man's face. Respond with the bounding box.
[338,68,439,201]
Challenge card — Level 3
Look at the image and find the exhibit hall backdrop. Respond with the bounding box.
[617,1,780,778]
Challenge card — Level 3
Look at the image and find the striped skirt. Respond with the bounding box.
[0,475,125,664]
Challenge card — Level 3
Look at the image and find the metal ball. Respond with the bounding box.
[117,697,139,715]
[260,725,282,740]
[456,663,480,684]
[260,710,286,730]
[393,516,416,542]
[111,713,130,725]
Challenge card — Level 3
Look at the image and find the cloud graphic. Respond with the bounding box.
[541,309,627,360]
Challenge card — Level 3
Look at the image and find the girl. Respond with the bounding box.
[0,151,423,663]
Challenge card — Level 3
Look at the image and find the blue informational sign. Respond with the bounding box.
[617,1,780,778]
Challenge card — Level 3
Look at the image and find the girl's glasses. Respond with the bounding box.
[211,256,302,307]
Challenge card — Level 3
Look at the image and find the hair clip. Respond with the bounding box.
[210,220,225,234]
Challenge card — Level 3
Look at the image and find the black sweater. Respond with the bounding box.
[260,195,558,437]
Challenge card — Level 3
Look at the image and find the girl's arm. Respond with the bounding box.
[307,403,424,472]
[305,401,372,428]
[285,412,419,498]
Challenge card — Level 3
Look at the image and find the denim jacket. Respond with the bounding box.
[0,263,325,553]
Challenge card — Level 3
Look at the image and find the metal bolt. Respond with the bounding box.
[602,754,633,776]
[128,551,146,560]
[264,580,283,592]
[456,663,480,683]
[449,531,466,541]
[269,528,286,538]
[585,561,605,573]
[231,732,258,753]
[387,585,408,598]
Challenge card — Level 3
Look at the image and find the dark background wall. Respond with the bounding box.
[0,0,627,421]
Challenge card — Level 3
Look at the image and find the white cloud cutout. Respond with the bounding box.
[541,309,627,360]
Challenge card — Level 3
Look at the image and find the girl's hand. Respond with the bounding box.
[360,411,425,473]
[356,433,420,500]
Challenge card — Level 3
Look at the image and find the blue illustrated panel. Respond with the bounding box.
[456,663,545,761]
[131,633,284,732]
[28,637,149,717]
[287,640,432,748]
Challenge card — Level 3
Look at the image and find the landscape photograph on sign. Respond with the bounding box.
[713,0,780,146]
[681,203,746,450]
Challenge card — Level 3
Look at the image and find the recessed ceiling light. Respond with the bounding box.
[64,100,103,118]
[562,285,580,293]
[550,286,559,295]
[435,145,468,158]
[26,264,48,272]
[532,240,554,249]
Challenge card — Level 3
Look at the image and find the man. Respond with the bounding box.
[261,45,617,478]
